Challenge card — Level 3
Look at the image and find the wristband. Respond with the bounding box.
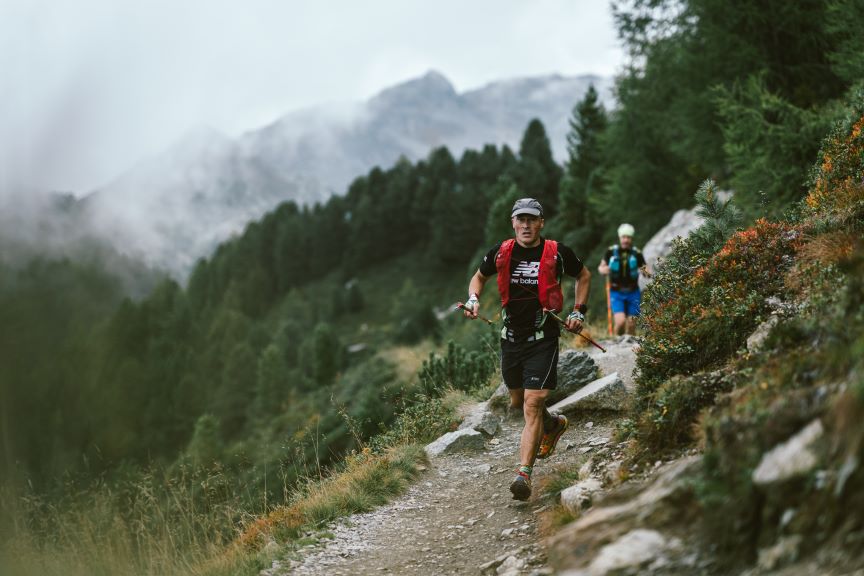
[573,303,588,314]
[466,293,479,307]
[567,310,585,323]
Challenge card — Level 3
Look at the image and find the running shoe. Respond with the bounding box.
[509,472,532,501]
[535,414,568,459]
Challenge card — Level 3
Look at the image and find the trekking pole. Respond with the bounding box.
[545,310,607,353]
[605,277,613,336]
[454,302,494,325]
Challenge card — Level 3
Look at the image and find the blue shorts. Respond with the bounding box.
[610,289,641,316]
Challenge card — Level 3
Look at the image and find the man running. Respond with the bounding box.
[463,198,590,500]
[598,223,651,335]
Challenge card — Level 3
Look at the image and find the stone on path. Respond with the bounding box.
[425,429,486,457]
[560,478,603,514]
[458,401,501,437]
[549,373,627,414]
[752,418,824,486]
[553,350,598,401]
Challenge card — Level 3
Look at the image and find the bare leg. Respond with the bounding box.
[520,389,549,467]
[507,389,524,419]
[613,312,627,335]
[625,316,638,335]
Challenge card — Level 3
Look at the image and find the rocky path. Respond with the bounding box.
[265,338,639,576]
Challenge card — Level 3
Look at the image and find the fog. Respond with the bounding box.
[0,0,622,197]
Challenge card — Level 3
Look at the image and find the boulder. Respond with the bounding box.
[746,315,780,353]
[458,402,501,437]
[488,382,511,413]
[752,419,824,486]
[587,529,683,575]
[640,207,705,291]
[548,456,703,574]
[550,373,627,414]
[425,429,485,457]
[554,349,599,400]
[757,535,803,572]
[560,478,604,514]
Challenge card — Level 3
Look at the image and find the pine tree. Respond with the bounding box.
[691,179,742,254]
[186,414,221,466]
[556,85,609,254]
[516,119,562,217]
[252,344,287,418]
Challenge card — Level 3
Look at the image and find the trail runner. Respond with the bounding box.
[598,223,652,336]
[463,198,591,500]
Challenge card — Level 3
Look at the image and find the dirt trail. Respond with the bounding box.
[266,338,639,576]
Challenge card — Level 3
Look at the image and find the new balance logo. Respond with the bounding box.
[513,261,540,278]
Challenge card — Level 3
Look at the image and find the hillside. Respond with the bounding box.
[2,2,861,575]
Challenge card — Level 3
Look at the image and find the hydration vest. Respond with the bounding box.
[608,245,640,281]
[495,239,564,313]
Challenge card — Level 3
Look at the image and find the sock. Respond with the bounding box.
[542,408,557,431]
[518,464,533,478]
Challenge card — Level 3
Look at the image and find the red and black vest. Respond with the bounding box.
[494,238,564,313]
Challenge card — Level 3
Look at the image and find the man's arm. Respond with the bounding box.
[638,253,652,278]
[565,266,591,332]
[464,270,490,319]
[598,259,610,275]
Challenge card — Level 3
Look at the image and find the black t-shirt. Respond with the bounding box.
[603,246,646,291]
[479,239,584,341]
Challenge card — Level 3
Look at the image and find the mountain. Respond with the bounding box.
[81,71,612,277]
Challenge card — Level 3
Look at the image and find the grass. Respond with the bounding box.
[0,360,479,576]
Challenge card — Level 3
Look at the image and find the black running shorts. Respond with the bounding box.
[500,337,559,390]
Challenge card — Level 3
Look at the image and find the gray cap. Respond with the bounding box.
[511,197,543,218]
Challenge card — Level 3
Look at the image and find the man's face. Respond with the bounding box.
[512,214,544,247]
[619,235,633,249]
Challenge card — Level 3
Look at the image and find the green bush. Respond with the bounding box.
[635,370,737,453]
[369,396,459,453]
[418,340,497,397]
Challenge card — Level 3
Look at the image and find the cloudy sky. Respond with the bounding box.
[1,0,623,195]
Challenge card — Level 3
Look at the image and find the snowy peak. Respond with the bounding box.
[81,70,611,277]
[370,69,458,109]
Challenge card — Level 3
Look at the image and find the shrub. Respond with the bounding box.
[637,218,802,402]
[805,99,864,222]
[418,340,497,397]
[635,370,737,453]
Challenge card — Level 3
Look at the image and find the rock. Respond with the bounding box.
[549,373,627,414]
[497,555,525,576]
[560,478,603,514]
[835,454,859,497]
[553,350,599,398]
[579,459,593,479]
[640,207,705,290]
[548,456,703,573]
[588,529,682,575]
[752,419,824,486]
[604,460,624,486]
[458,402,501,436]
[757,535,802,571]
[746,315,779,352]
[425,429,486,457]
[488,382,516,415]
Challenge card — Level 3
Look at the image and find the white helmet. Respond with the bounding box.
[617,223,635,237]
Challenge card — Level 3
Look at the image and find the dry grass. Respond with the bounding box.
[238,444,425,550]
[0,444,426,576]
